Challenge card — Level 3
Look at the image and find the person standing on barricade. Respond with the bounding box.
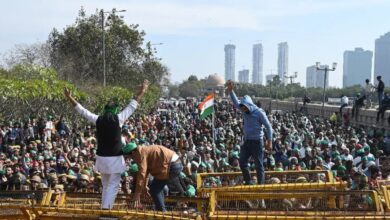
[63,79,149,209]
[226,80,273,185]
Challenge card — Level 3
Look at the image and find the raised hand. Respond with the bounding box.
[64,88,71,98]
[226,80,235,93]
[140,79,150,93]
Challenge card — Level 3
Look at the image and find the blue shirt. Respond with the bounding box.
[230,91,272,141]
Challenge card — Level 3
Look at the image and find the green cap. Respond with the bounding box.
[186,185,196,197]
[121,172,128,177]
[338,165,347,171]
[231,151,240,159]
[356,149,365,157]
[122,142,137,154]
[128,163,139,173]
[321,140,329,145]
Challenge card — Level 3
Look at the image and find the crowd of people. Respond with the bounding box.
[0,94,389,198]
[0,75,389,213]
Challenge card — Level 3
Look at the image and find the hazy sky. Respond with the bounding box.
[1,0,390,87]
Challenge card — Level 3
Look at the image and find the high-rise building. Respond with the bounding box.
[266,74,277,85]
[343,48,373,88]
[252,43,263,85]
[224,44,236,81]
[374,32,390,86]
[306,65,329,88]
[238,69,250,83]
[277,42,288,84]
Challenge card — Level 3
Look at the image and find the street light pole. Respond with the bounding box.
[284,72,297,98]
[101,9,126,87]
[101,10,106,87]
[316,62,337,118]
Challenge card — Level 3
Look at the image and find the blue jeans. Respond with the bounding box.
[150,161,183,211]
[239,140,264,185]
[378,92,384,108]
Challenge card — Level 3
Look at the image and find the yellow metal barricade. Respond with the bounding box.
[199,181,347,193]
[0,190,48,220]
[197,170,334,190]
[209,190,386,219]
[33,192,207,220]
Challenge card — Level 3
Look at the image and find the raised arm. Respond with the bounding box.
[64,88,98,124]
[226,80,241,109]
[118,80,150,124]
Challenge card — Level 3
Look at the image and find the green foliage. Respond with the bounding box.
[0,65,160,124]
[178,75,204,98]
[48,8,168,88]
[0,66,85,121]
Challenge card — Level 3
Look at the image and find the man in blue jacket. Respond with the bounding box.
[226,80,273,185]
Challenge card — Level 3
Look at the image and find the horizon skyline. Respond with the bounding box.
[1,0,390,88]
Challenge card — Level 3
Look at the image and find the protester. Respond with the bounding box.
[376,76,385,109]
[351,93,366,120]
[376,93,390,125]
[123,143,183,212]
[340,94,349,114]
[226,80,272,185]
[63,79,149,209]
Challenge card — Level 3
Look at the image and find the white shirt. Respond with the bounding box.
[341,154,353,161]
[341,96,349,105]
[75,100,138,174]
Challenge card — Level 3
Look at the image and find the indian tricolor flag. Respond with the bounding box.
[199,93,214,119]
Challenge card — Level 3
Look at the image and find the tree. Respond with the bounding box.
[178,75,204,98]
[168,84,180,98]
[3,43,51,68]
[48,8,169,88]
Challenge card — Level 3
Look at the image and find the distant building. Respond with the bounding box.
[238,69,250,83]
[343,48,373,88]
[252,43,263,85]
[204,73,226,97]
[374,32,390,86]
[277,42,288,84]
[306,65,329,88]
[266,74,277,85]
[224,44,236,81]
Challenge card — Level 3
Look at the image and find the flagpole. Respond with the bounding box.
[212,88,215,147]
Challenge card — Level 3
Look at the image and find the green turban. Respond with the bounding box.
[122,142,137,154]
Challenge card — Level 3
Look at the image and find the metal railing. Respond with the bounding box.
[209,190,385,219]
[197,170,334,190]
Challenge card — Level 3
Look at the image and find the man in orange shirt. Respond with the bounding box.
[123,143,183,212]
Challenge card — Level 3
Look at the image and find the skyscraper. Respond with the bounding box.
[238,69,250,83]
[343,48,373,88]
[306,65,329,88]
[224,44,236,81]
[374,32,390,86]
[277,42,288,84]
[252,43,263,85]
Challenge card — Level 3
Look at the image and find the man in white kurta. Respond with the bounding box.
[64,80,149,209]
